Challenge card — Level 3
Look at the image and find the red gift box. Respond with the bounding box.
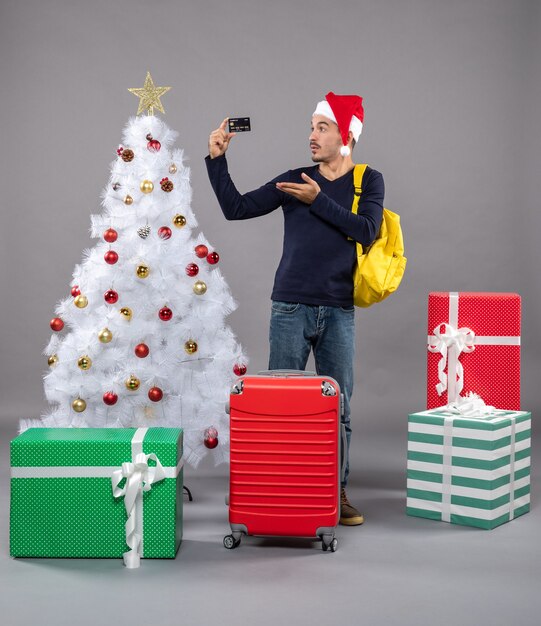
[427,292,521,410]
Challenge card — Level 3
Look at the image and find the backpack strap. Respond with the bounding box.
[352,163,368,215]
[348,164,369,242]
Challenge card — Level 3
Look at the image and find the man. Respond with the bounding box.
[206,92,384,525]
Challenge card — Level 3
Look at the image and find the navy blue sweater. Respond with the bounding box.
[205,154,384,307]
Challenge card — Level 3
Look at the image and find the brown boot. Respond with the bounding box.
[339,487,364,526]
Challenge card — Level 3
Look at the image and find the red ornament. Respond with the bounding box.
[195,244,208,258]
[71,285,81,297]
[206,251,220,265]
[147,139,161,152]
[104,289,119,304]
[116,146,124,156]
[135,343,149,358]
[204,426,219,449]
[104,250,119,265]
[148,386,163,402]
[50,317,64,332]
[158,226,172,240]
[233,363,247,376]
[185,263,199,277]
[104,228,118,243]
[159,306,173,321]
[103,391,118,406]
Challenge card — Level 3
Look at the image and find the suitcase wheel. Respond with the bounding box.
[223,534,241,550]
[321,536,338,552]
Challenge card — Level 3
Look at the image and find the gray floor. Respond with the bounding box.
[1,422,540,626]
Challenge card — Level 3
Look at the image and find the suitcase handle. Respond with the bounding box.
[257,369,317,376]
[340,423,348,483]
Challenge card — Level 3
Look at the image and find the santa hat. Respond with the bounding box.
[313,92,364,157]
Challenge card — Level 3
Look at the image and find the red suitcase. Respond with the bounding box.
[224,371,344,552]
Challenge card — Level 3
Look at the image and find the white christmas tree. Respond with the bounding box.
[24,73,248,467]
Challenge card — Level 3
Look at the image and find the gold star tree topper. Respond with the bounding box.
[128,72,171,116]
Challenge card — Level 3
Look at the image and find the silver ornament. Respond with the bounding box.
[137,225,151,239]
[112,182,121,191]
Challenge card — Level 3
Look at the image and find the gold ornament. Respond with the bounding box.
[169,163,177,174]
[48,354,59,367]
[140,179,154,194]
[126,374,141,391]
[74,294,88,308]
[136,263,150,279]
[78,355,92,370]
[72,398,87,413]
[98,328,113,343]
[173,214,186,228]
[128,71,171,116]
[124,194,133,205]
[120,307,133,321]
[184,340,198,354]
[193,280,207,296]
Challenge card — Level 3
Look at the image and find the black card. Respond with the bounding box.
[228,117,251,133]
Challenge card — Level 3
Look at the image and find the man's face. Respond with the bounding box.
[309,114,343,162]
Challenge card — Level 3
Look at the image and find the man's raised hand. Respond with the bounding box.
[209,118,236,159]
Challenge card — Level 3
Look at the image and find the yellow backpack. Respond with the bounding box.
[351,164,406,307]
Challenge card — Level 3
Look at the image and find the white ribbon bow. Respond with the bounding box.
[446,392,496,417]
[111,452,166,569]
[427,323,476,397]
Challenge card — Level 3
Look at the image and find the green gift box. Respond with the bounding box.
[407,408,531,529]
[10,427,183,566]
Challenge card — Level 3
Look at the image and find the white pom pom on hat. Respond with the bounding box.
[313,92,364,157]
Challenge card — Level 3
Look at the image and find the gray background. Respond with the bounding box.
[0,1,540,625]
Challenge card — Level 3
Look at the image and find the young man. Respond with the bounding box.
[206,92,384,525]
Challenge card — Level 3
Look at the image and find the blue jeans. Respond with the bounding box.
[268,301,355,487]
